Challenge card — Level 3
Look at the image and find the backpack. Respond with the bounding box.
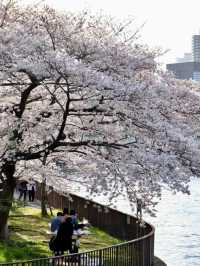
[49,236,56,251]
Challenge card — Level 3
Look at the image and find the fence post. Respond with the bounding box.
[116,246,119,266]
[99,249,103,266]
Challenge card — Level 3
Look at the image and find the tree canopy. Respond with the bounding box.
[0,0,200,218]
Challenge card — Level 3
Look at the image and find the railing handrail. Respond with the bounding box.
[0,217,155,265]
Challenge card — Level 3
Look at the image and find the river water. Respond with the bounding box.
[144,178,200,266]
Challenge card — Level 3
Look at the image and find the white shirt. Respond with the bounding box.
[27,181,36,191]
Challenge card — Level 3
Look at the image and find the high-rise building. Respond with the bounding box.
[192,35,200,62]
[166,34,200,82]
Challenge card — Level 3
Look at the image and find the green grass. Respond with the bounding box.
[79,227,122,252]
[0,206,122,263]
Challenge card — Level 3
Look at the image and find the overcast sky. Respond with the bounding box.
[24,0,200,66]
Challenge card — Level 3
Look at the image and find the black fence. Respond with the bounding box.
[1,182,155,266]
[0,231,154,266]
[36,184,154,242]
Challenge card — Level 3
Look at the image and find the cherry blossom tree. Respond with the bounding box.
[0,0,200,239]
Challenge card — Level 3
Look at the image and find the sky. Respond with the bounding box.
[24,0,200,66]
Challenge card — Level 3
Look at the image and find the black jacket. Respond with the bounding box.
[54,217,73,251]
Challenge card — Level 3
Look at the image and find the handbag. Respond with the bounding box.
[49,236,56,251]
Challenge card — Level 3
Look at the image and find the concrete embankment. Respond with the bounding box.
[154,256,167,266]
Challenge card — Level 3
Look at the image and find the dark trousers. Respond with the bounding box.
[54,240,73,257]
[19,190,27,201]
[28,190,35,202]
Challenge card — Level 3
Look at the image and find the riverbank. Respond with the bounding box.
[1,204,167,265]
[0,206,121,262]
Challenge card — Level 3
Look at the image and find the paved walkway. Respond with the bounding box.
[14,190,41,209]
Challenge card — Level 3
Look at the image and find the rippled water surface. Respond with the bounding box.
[145,178,200,266]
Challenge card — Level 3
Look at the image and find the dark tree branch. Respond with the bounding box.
[68,113,113,117]
[15,138,133,161]
[0,0,12,28]
[13,70,40,118]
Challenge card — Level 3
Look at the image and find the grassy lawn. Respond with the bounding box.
[0,206,122,263]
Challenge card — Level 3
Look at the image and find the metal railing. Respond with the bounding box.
[5,182,155,266]
[0,221,154,266]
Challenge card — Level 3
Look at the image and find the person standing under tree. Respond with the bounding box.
[27,178,36,202]
[70,209,79,230]
[136,198,143,221]
[53,212,74,256]
[50,212,63,235]
[18,181,27,202]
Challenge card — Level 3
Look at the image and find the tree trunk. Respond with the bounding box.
[41,154,48,217]
[47,201,53,216]
[0,163,16,240]
[41,178,48,217]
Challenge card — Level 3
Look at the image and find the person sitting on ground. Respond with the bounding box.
[53,212,74,256]
[50,212,63,235]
